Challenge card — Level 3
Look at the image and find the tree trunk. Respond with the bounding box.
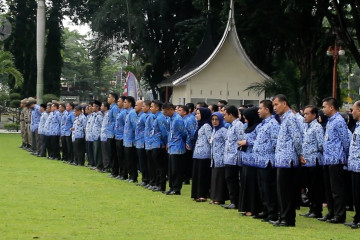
[36,0,45,103]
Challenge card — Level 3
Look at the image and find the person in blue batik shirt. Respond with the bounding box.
[162,103,187,195]
[270,94,302,227]
[237,107,262,217]
[71,105,87,166]
[222,105,244,210]
[91,100,103,171]
[135,100,151,186]
[209,112,228,205]
[178,105,197,185]
[48,103,62,160]
[43,103,52,157]
[149,100,168,192]
[59,103,68,161]
[145,102,156,189]
[29,98,42,155]
[100,102,111,172]
[123,96,140,183]
[85,103,95,167]
[114,95,127,179]
[191,107,212,202]
[318,97,350,224]
[37,104,49,158]
[346,100,360,229]
[64,102,75,163]
[252,100,280,222]
[299,105,324,219]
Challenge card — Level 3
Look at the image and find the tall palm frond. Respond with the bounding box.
[0,50,24,88]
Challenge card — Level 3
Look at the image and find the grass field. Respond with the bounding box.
[0,134,358,239]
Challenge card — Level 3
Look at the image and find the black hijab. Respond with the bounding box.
[318,110,328,131]
[243,106,262,133]
[194,107,212,143]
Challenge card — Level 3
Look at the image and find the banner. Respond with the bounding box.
[125,71,138,100]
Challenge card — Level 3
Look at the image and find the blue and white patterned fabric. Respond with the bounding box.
[348,122,360,172]
[149,111,168,149]
[85,113,95,141]
[210,127,227,167]
[60,110,68,137]
[167,112,187,154]
[43,112,52,136]
[275,110,303,168]
[296,112,306,132]
[144,113,154,150]
[253,116,280,168]
[72,113,87,142]
[183,114,197,150]
[114,108,127,140]
[323,112,350,165]
[30,104,41,132]
[241,130,257,167]
[38,112,49,135]
[64,110,75,137]
[48,110,61,136]
[100,110,109,142]
[123,108,138,147]
[301,119,324,167]
[193,123,212,159]
[224,119,244,165]
[92,111,103,141]
[135,112,147,149]
[105,103,119,139]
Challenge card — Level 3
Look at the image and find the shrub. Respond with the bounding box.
[10,99,21,108]
[9,93,21,100]
[3,123,20,132]
[42,94,59,104]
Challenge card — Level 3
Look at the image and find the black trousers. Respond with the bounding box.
[86,141,94,166]
[225,165,240,206]
[137,148,149,184]
[352,172,360,223]
[323,164,347,219]
[74,138,85,165]
[65,136,73,162]
[184,150,193,182]
[115,140,126,178]
[39,134,47,157]
[152,148,167,191]
[61,136,67,160]
[168,154,185,192]
[101,141,109,170]
[49,135,60,159]
[277,167,299,224]
[108,138,117,175]
[93,140,102,169]
[124,146,138,181]
[257,163,278,219]
[146,150,156,186]
[31,130,40,153]
[302,165,324,215]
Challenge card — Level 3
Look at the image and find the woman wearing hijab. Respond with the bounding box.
[238,106,263,216]
[191,107,212,202]
[209,112,229,204]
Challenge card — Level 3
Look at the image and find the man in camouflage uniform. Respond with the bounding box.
[19,98,28,148]
[25,99,32,150]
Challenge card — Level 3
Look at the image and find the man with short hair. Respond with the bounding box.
[99,102,111,171]
[59,103,68,161]
[318,97,350,224]
[72,105,87,166]
[91,100,103,170]
[19,98,28,148]
[85,103,95,167]
[37,104,49,157]
[64,103,75,163]
[48,103,61,160]
[114,96,127,179]
[105,93,119,174]
[29,98,41,155]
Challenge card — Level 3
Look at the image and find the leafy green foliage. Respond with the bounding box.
[42,94,59,104]
[3,122,19,131]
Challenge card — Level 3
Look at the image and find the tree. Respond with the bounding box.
[0,50,23,88]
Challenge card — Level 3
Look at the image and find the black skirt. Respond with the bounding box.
[238,165,262,214]
[191,158,211,199]
[210,167,228,203]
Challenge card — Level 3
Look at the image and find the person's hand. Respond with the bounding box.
[186,144,190,150]
[237,140,246,147]
[299,156,306,165]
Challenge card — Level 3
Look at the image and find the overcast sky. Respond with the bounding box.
[63,16,91,36]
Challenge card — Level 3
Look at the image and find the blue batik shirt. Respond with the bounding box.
[149,111,168,149]
[193,123,212,159]
[38,112,49,135]
[348,122,360,172]
[253,115,280,168]
[105,103,119,138]
[210,127,227,167]
[323,112,350,165]
[167,112,187,155]
[135,112,148,149]
[43,112,52,136]
[92,111,103,141]
[30,104,41,132]
[85,113,95,141]
[60,110,68,137]
[64,110,75,136]
[115,108,127,140]
[183,114,197,150]
[123,108,138,147]
[144,113,154,150]
[241,130,257,167]
[224,119,244,166]
[275,110,303,168]
[301,119,324,167]
[296,112,306,132]
[49,110,61,136]
[100,110,109,142]
[72,113,86,142]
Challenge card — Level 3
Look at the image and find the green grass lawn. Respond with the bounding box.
[0,134,357,239]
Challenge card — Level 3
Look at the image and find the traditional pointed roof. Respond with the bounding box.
[158,0,270,88]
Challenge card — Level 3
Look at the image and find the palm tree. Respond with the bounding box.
[0,50,23,88]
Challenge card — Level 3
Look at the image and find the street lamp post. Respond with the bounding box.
[326,41,345,99]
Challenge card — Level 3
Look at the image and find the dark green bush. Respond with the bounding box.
[10,100,21,108]
[42,94,59,104]
[9,93,21,100]
[4,123,20,132]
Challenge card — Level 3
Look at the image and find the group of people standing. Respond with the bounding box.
[18,93,360,228]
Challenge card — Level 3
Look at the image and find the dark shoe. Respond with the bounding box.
[31,152,38,155]
[166,191,180,195]
[307,213,322,218]
[128,179,138,183]
[152,186,162,192]
[351,223,360,229]
[253,213,267,219]
[344,222,357,227]
[318,214,333,222]
[137,182,146,186]
[262,216,278,222]
[224,203,236,209]
[327,217,345,224]
[273,220,295,227]
[163,190,171,194]
[183,180,190,185]
[300,212,311,217]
